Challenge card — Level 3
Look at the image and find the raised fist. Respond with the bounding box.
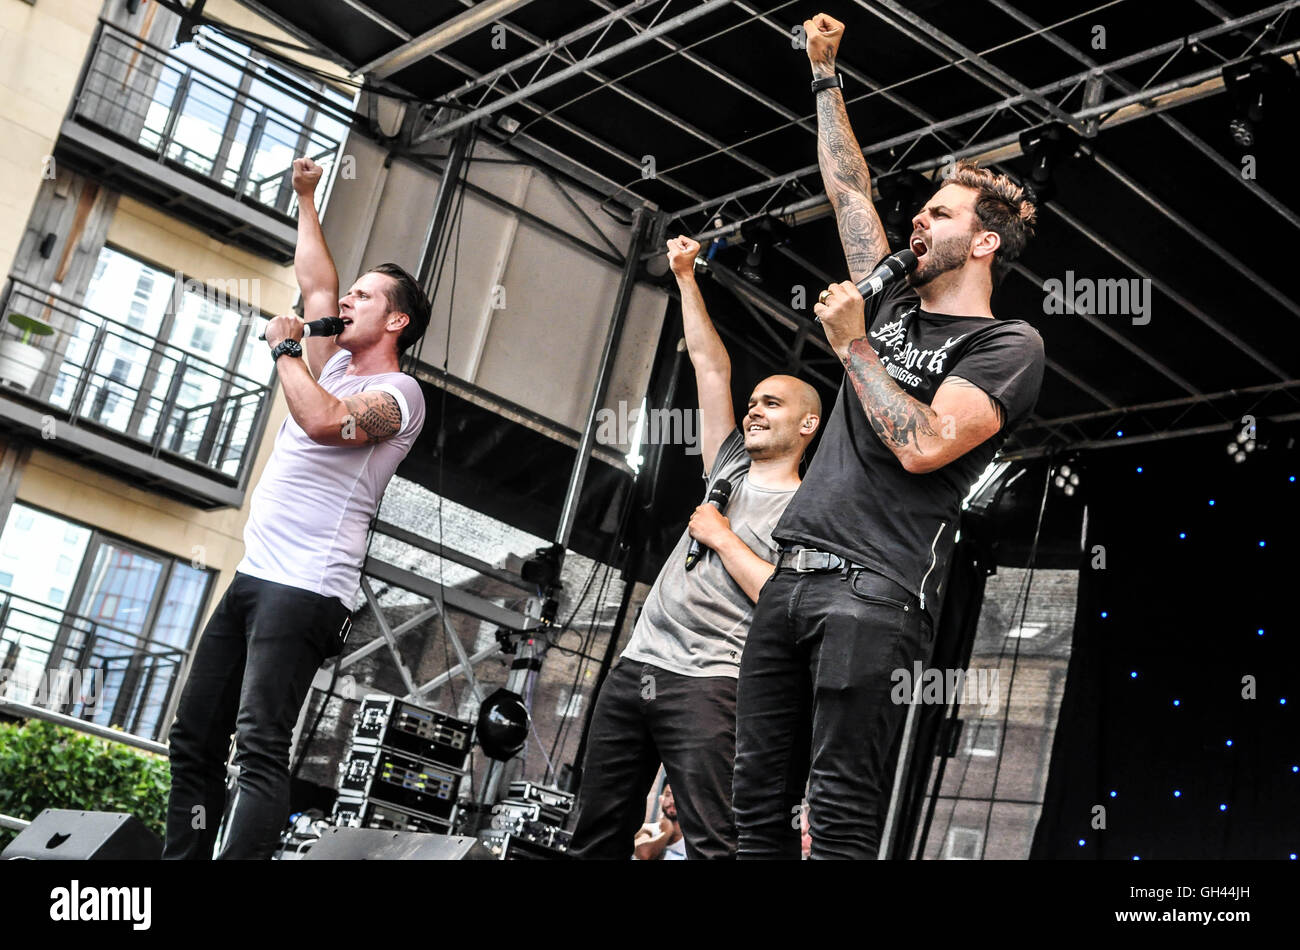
[666,235,702,279]
[291,157,323,197]
[804,13,845,75]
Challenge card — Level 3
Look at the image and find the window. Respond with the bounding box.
[943,827,983,860]
[965,719,1001,757]
[0,504,214,741]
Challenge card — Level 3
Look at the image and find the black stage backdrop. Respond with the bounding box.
[1031,423,1297,859]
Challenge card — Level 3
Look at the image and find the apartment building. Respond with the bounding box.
[0,0,351,741]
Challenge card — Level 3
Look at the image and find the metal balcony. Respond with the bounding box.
[0,276,274,509]
[0,589,188,743]
[56,20,345,264]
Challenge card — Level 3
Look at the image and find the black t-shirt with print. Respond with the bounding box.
[774,279,1045,625]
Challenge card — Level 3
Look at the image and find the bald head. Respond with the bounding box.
[743,374,822,461]
[764,374,821,420]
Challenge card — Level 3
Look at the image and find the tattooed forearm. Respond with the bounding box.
[341,391,401,443]
[816,90,890,281]
[843,338,939,462]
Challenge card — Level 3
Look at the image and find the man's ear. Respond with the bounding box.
[388,311,411,333]
[802,413,820,434]
[971,229,1001,262]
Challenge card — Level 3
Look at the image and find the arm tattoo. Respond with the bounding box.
[944,375,1005,430]
[342,391,402,443]
[816,90,890,280]
[843,338,939,461]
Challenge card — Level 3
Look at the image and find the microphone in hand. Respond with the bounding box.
[259,316,344,341]
[685,477,734,571]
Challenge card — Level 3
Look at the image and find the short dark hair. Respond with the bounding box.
[943,159,1037,284]
[367,262,430,354]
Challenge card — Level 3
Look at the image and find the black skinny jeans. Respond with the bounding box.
[733,567,935,859]
[163,573,350,860]
[569,659,738,860]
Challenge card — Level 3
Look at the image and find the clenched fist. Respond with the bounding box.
[804,12,845,77]
[291,157,323,197]
[666,235,702,279]
[263,313,304,348]
[687,503,733,553]
[812,280,867,361]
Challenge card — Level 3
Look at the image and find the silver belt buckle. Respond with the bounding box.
[791,548,821,572]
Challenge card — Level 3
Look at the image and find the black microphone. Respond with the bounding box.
[685,477,733,572]
[855,248,917,303]
[258,316,344,341]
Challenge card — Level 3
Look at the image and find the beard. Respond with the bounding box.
[908,231,972,288]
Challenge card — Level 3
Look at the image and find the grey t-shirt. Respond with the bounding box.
[621,429,796,678]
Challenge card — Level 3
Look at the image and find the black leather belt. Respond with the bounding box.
[775,546,867,573]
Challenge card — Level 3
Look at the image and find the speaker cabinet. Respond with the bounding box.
[1,810,162,860]
[303,827,494,860]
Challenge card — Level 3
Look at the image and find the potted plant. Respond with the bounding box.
[0,312,54,392]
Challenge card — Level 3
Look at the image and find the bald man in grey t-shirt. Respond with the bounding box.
[569,236,822,860]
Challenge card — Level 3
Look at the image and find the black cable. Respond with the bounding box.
[428,129,476,716]
[978,459,1053,857]
[546,558,614,782]
[150,0,451,111]
[543,465,640,782]
[920,460,1050,858]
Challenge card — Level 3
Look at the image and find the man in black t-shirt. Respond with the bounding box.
[731,13,1046,859]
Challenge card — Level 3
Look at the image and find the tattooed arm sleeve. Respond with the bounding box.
[814,85,891,282]
[841,342,1003,474]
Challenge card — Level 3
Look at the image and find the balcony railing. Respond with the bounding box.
[0,276,273,486]
[0,589,188,742]
[70,20,342,221]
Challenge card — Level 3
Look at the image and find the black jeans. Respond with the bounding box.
[163,573,350,860]
[569,659,738,860]
[733,567,934,859]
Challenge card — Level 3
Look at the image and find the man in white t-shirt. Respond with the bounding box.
[163,158,428,860]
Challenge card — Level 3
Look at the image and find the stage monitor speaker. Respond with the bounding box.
[1,809,162,860]
[304,827,494,860]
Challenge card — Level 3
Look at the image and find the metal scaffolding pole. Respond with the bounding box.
[416,1,788,188]
[1010,262,1203,397]
[669,3,1300,223]
[478,206,651,806]
[429,0,736,138]
[986,0,1300,307]
[358,0,542,78]
[413,122,475,294]
[1037,199,1288,379]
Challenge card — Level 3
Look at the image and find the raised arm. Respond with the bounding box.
[667,236,734,472]
[805,13,891,282]
[291,157,342,379]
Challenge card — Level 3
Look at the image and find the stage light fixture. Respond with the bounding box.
[1222,54,1299,150]
[476,688,530,761]
[1226,416,1270,463]
[736,215,791,285]
[875,170,932,249]
[1051,456,1082,497]
[1017,122,1084,204]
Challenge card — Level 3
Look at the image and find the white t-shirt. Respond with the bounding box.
[662,837,687,860]
[237,350,426,609]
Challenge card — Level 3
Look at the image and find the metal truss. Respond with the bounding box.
[669,1,1300,229]
[1000,380,1300,457]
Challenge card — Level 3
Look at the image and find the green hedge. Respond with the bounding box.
[0,718,170,850]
